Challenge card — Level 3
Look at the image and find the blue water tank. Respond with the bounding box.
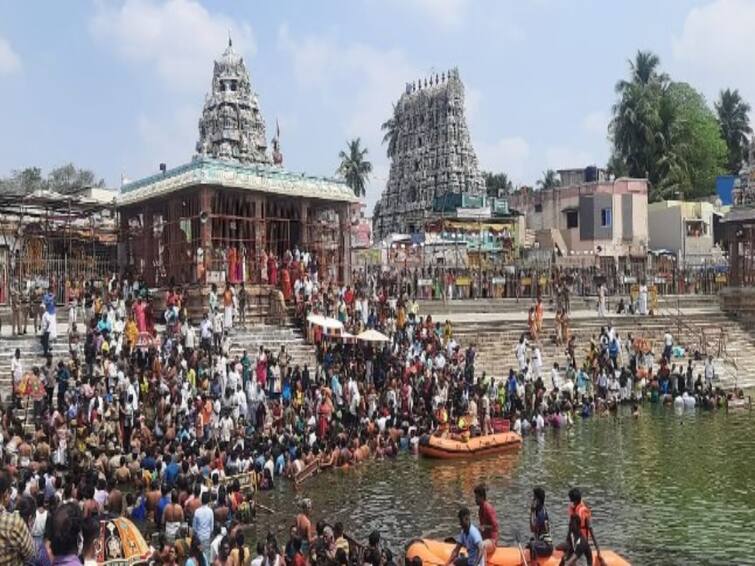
[716,175,735,205]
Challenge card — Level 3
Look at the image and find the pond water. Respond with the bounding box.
[247,405,755,565]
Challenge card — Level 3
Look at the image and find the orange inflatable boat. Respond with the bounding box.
[418,432,522,459]
[406,538,631,566]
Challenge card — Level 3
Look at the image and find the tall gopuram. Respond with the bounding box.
[195,37,272,164]
[373,68,485,240]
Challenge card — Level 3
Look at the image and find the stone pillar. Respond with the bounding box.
[143,206,154,286]
[254,197,265,284]
[730,224,741,287]
[339,204,352,285]
[199,187,212,284]
[299,200,309,249]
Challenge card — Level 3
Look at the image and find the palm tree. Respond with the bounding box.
[537,169,560,190]
[615,50,669,94]
[482,171,513,198]
[337,138,373,197]
[381,104,399,158]
[610,50,667,184]
[715,88,752,174]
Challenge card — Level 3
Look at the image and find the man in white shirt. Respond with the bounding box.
[704,355,715,388]
[515,338,528,371]
[663,331,673,361]
[550,363,561,391]
[532,347,543,380]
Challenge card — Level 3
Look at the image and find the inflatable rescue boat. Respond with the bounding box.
[418,432,522,459]
[406,538,631,566]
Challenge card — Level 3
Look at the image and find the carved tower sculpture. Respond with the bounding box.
[195,38,272,165]
[373,68,485,239]
[734,137,755,206]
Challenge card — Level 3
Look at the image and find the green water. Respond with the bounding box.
[251,406,755,565]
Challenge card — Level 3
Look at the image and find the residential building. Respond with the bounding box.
[648,200,726,266]
[508,175,649,272]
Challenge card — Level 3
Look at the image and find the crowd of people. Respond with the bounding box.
[0,247,741,566]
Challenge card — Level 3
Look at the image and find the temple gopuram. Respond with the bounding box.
[372,68,485,240]
[118,39,357,299]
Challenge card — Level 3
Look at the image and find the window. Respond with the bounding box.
[534,203,543,213]
[601,208,612,227]
[566,210,579,229]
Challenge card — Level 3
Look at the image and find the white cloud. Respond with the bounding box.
[404,0,470,30]
[278,25,419,209]
[90,0,255,92]
[0,36,21,75]
[582,110,609,137]
[477,136,531,183]
[545,146,594,171]
[672,0,755,101]
[134,104,197,176]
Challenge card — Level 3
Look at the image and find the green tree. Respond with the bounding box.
[537,169,560,190]
[610,50,726,201]
[715,88,752,174]
[656,83,726,200]
[0,164,105,195]
[17,167,45,194]
[610,50,667,183]
[482,171,513,198]
[48,163,105,194]
[381,104,399,158]
[337,138,372,198]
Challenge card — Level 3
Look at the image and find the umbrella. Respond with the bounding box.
[357,329,391,342]
[96,517,151,565]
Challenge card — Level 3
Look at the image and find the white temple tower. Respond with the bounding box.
[195,37,272,165]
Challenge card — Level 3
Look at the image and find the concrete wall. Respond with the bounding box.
[509,178,649,258]
[648,200,717,261]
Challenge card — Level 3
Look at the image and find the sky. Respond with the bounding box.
[0,0,753,213]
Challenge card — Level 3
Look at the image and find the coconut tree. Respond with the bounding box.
[537,169,560,191]
[715,88,752,174]
[337,138,373,198]
[610,50,668,183]
[615,50,669,94]
[381,104,399,158]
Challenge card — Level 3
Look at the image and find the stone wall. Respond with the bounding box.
[373,68,485,239]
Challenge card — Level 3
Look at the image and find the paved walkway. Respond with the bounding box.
[424,306,721,324]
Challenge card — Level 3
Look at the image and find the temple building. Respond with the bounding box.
[372,69,485,240]
[118,39,357,296]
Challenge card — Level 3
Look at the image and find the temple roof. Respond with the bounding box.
[117,158,358,206]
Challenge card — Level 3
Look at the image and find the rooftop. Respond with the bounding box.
[118,157,358,206]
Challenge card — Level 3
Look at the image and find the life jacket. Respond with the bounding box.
[436,407,448,425]
[569,502,591,540]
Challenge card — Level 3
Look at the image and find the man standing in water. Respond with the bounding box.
[445,507,485,566]
[474,485,498,558]
[295,499,315,561]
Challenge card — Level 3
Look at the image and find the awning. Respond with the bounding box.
[357,329,391,342]
[306,314,344,330]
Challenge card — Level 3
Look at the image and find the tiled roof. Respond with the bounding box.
[118,158,358,206]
